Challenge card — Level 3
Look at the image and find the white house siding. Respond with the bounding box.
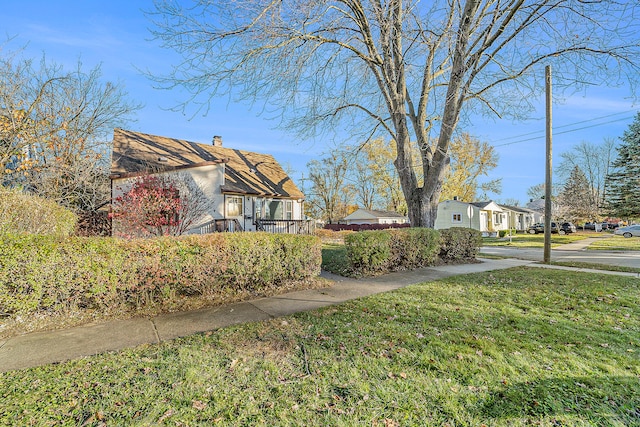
[499,205,539,232]
[436,200,512,236]
[434,200,480,230]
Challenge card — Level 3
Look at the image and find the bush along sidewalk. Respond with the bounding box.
[344,227,482,277]
[0,232,321,335]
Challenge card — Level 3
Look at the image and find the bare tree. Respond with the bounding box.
[557,138,616,218]
[526,182,559,201]
[1,47,140,211]
[353,138,407,214]
[306,153,354,223]
[351,150,378,210]
[148,0,640,227]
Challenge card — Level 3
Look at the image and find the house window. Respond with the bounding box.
[254,198,264,219]
[494,213,502,225]
[226,196,243,217]
[285,200,293,220]
[452,213,462,223]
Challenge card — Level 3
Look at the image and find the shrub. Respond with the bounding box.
[345,228,441,276]
[0,187,76,237]
[0,232,321,329]
[345,230,391,275]
[439,227,482,262]
[315,228,355,243]
[387,228,440,269]
[498,229,517,238]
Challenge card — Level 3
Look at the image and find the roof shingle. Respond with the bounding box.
[110,129,303,199]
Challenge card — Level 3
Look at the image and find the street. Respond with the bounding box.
[480,245,640,269]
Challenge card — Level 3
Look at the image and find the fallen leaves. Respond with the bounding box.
[192,400,207,411]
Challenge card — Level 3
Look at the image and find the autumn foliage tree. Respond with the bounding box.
[439,133,501,202]
[110,173,213,238]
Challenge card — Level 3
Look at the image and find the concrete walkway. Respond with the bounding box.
[0,252,636,373]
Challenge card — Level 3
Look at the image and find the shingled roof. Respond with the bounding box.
[110,129,304,199]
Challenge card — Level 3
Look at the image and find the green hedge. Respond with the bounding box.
[343,227,482,276]
[0,233,321,320]
[439,227,483,262]
[0,187,77,237]
[345,228,440,276]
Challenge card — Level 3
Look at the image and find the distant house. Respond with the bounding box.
[109,129,310,235]
[526,198,560,222]
[341,209,409,225]
[500,205,540,232]
[435,199,507,237]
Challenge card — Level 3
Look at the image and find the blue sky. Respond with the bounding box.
[3,1,638,205]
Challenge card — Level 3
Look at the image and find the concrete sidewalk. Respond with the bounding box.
[0,258,532,373]
[1,256,636,373]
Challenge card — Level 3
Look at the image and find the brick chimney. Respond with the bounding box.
[213,135,223,146]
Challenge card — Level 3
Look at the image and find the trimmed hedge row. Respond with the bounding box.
[0,187,77,237]
[345,227,482,276]
[0,233,321,320]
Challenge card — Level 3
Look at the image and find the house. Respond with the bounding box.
[500,204,540,232]
[341,208,409,225]
[526,198,558,220]
[435,199,508,237]
[109,129,311,235]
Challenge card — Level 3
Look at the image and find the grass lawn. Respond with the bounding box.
[2,267,639,426]
[586,235,640,251]
[482,233,587,248]
[545,260,640,274]
[322,243,351,276]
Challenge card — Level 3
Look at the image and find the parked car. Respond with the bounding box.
[527,223,544,234]
[527,222,576,235]
[614,225,640,238]
[583,222,596,230]
[558,222,577,234]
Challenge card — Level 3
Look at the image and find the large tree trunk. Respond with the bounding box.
[402,0,479,228]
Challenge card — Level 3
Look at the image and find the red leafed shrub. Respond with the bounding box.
[110,175,185,238]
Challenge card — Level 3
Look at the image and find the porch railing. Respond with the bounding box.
[195,219,244,234]
[255,219,315,235]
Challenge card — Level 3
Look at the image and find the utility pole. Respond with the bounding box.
[544,65,552,264]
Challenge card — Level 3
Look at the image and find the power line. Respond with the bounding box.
[492,110,636,148]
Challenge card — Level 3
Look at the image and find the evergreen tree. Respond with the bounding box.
[559,166,597,223]
[605,113,640,219]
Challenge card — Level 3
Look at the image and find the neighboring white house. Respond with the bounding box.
[435,199,508,236]
[110,129,310,235]
[500,204,541,232]
[341,209,409,225]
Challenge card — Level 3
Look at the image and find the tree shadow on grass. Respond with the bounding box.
[479,375,640,425]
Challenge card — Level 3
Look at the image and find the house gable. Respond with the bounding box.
[110,128,304,199]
